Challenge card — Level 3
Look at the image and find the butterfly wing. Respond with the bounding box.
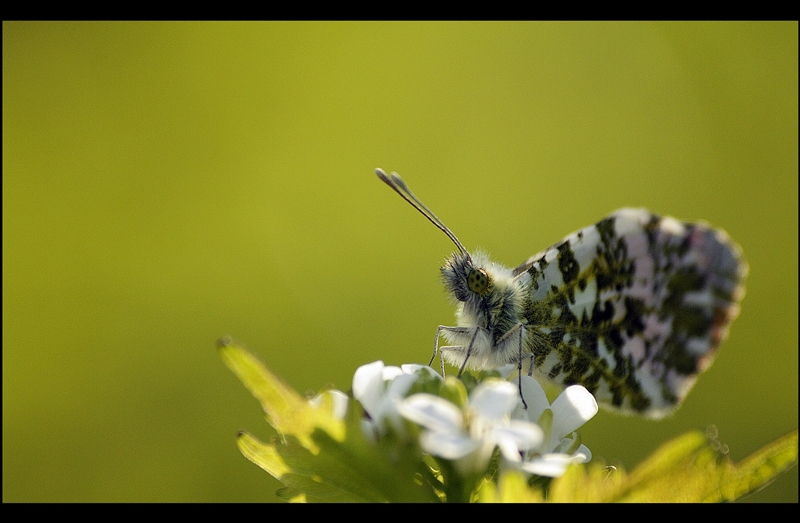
[514,208,747,418]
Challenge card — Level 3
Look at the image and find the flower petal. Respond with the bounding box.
[512,376,550,424]
[470,381,518,421]
[519,453,585,477]
[371,373,420,435]
[549,385,598,441]
[398,393,464,432]
[419,429,480,460]
[384,372,418,400]
[381,365,405,382]
[492,420,544,461]
[352,360,386,416]
[400,364,441,379]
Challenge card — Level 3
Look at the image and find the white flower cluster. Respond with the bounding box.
[314,361,598,478]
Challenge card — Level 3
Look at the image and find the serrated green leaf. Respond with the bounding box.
[710,429,798,501]
[275,473,369,502]
[546,429,798,502]
[223,340,440,502]
[478,470,546,502]
[279,431,391,502]
[530,459,622,502]
[236,430,291,479]
[221,338,797,503]
[301,405,440,502]
[237,430,381,502]
[218,337,344,450]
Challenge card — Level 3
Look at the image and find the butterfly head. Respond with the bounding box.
[376,168,504,312]
[442,251,492,302]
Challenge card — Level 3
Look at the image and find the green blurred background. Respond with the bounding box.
[3,22,797,502]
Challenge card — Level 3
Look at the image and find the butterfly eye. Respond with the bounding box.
[467,268,490,294]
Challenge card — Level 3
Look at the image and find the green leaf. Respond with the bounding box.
[236,430,291,479]
[218,337,343,450]
[220,338,796,502]
[713,428,799,501]
[235,400,440,502]
[237,430,380,502]
[478,470,546,502]
[221,338,440,502]
[545,429,798,502]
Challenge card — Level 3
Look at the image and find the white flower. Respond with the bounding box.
[509,375,598,477]
[318,360,597,479]
[398,380,544,475]
[352,360,440,442]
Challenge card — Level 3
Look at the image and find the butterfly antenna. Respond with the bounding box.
[375,168,470,258]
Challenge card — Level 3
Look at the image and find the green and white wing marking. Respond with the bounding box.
[518,208,747,418]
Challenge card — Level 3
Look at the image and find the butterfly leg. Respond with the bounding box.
[432,326,481,378]
[428,325,444,377]
[432,325,470,377]
[430,326,444,376]
[457,328,481,377]
[494,322,529,408]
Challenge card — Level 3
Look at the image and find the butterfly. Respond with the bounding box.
[376,168,747,418]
